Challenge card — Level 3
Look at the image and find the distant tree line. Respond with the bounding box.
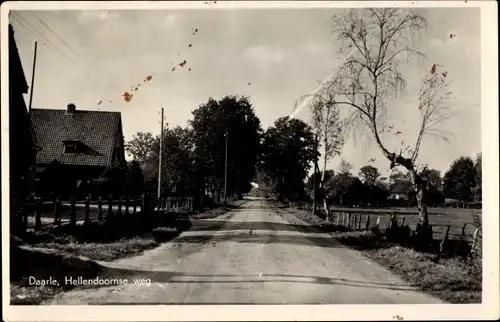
[93,93,480,211]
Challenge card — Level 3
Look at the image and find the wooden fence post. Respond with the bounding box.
[142,193,146,213]
[455,223,467,255]
[97,197,103,221]
[54,196,61,226]
[471,228,481,253]
[35,198,42,231]
[70,198,76,228]
[125,196,130,215]
[357,213,362,230]
[118,196,122,216]
[375,216,380,229]
[347,213,351,229]
[108,194,113,217]
[336,212,340,225]
[365,215,371,231]
[84,197,90,225]
[439,225,451,253]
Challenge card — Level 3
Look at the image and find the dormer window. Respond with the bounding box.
[63,140,80,153]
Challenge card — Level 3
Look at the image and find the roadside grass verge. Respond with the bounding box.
[10,246,105,305]
[10,201,245,304]
[285,206,482,304]
[13,211,190,262]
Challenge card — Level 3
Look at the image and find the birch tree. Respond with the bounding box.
[322,8,453,241]
[295,85,344,214]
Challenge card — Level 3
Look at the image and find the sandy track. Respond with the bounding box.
[48,198,443,304]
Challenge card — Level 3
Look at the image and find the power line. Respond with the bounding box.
[29,11,83,61]
[11,12,78,65]
[17,12,98,80]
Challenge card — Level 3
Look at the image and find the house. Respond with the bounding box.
[388,180,414,201]
[324,175,368,207]
[8,24,40,203]
[30,104,125,199]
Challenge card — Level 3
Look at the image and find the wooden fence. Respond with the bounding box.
[14,195,194,232]
[157,197,194,212]
[314,207,482,255]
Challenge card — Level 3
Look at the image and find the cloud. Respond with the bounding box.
[243,46,288,73]
[77,10,121,24]
[163,14,182,27]
[301,41,327,56]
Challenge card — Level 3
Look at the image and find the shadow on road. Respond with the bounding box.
[11,246,420,305]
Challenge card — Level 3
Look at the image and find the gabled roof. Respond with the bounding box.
[9,24,28,94]
[30,108,122,167]
[9,24,40,149]
[389,180,414,194]
[325,175,364,197]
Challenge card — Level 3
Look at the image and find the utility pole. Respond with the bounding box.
[312,133,318,214]
[224,130,228,205]
[28,41,38,118]
[157,107,164,209]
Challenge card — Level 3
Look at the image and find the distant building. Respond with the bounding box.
[388,180,414,201]
[9,24,40,203]
[30,104,125,199]
[325,175,367,207]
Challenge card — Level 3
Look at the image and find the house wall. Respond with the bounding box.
[9,24,38,202]
[36,164,106,200]
[389,193,409,200]
[112,120,126,165]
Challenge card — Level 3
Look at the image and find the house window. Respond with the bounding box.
[63,141,79,153]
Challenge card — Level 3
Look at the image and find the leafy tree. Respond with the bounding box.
[260,117,318,201]
[338,158,353,176]
[376,176,392,190]
[190,95,262,203]
[425,169,443,191]
[359,165,380,186]
[144,125,197,198]
[125,132,155,165]
[306,169,335,200]
[124,161,145,198]
[443,156,477,205]
[97,161,129,197]
[389,170,412,182]
[310,8,454,242]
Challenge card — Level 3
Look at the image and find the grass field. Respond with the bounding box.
[304,205,481,239]
[283,206,482,303]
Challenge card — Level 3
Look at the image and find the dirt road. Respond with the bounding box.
[48,198,444,304]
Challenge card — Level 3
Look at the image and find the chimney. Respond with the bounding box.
[66,103,76,114]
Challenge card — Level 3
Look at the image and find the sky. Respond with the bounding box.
[9,6,481,177]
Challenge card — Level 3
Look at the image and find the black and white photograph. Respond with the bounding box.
[2,1,498,321]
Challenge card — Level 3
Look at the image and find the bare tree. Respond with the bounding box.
[295,89,344,214]
[321,8,453,240]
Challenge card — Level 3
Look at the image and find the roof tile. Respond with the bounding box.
[30,108,122,167]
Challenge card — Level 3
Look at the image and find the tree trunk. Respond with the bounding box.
[320,156,329,216]
[215,186,221,203]
[409,169,429,228]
